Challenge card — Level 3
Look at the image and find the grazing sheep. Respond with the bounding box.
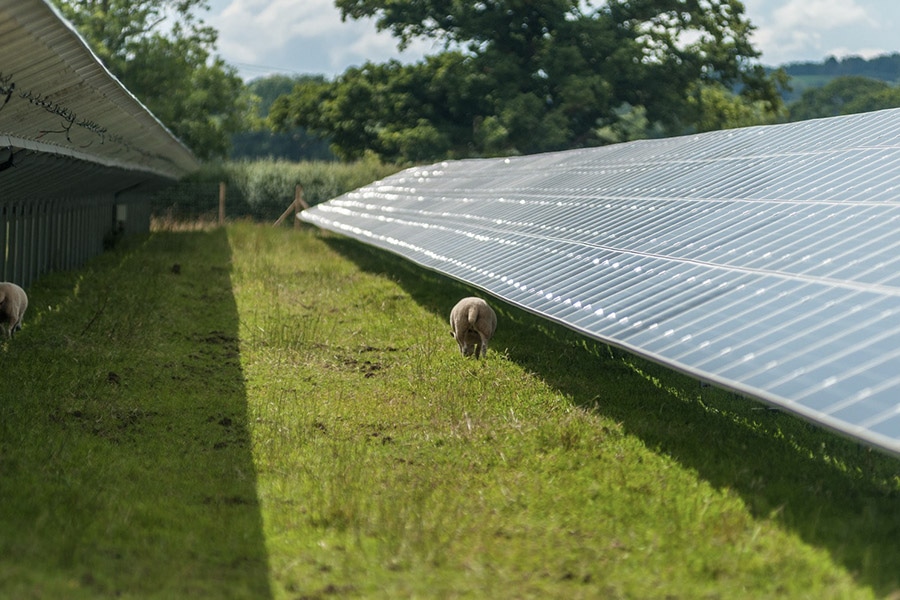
[450,297,497,358]
[0,282,27,339]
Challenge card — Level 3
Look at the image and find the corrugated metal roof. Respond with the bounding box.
[0,0,199,187]
[301,108,900,457]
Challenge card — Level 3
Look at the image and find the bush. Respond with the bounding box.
[151,157,402,223]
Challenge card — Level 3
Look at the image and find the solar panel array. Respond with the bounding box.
[300,109,900,457]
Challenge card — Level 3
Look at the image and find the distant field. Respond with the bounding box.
[1,222,898,598]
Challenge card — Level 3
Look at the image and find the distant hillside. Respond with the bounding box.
[772,53,900,102]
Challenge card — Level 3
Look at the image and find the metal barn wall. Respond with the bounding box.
[0,0,199,290]
[0,193,135,289]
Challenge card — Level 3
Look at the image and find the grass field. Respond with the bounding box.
[1,221,898,598]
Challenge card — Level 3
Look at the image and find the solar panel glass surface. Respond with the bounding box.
[301,109,900,456]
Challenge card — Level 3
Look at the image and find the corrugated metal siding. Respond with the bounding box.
[301,108,900,457]
[0,194,115,288]
[0,0,197,178]
[0,0,200,289]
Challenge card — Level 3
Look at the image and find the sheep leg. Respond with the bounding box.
[476,331,489,358]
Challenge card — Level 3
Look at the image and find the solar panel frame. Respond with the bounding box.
[301,110,900,457]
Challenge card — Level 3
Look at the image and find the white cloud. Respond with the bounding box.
[771,0,874,29]
[206,0,900,77]
[748,0,882,65]
[208,0,434,78]
[211,0,346,63]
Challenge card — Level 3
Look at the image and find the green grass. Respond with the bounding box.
[1,221,899,598]
[0,229,268,598]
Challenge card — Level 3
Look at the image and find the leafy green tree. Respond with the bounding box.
[231,75,335,161]
[271,0,784,162]
[788,76,900,121]
[688,82,787,133]
[52,0,250,160]
[844,86,900,114]
[270,53,490,161]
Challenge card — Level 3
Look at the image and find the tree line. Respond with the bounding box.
[268,0,786,162]
[51,0,900,165]
[781,53,900,82]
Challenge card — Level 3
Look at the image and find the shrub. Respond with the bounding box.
[151,156,402,223]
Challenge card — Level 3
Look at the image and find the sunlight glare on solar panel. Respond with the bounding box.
[301,109,900,456]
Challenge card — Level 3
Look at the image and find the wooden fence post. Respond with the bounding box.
[274,185,309,227]
[218,182,226,225]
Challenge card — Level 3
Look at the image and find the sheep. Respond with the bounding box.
[0,282,27,339]
[450,296,497,358]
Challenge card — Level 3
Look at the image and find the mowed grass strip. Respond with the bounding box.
[228,222,900,599]
[1,221,898,599]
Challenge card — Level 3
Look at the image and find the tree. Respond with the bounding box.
[270,53,491,161]
[270,0,784,162]
[273,0,784,162]
[688,81,787,133]
[782,53,900,82]
[231,76,335,161]
[788,76,900,121]
[52,0,250,160]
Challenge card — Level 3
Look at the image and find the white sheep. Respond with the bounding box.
[0,282,28,339]
[450,296,497,358]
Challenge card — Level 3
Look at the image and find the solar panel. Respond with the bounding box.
[300,109,900,457]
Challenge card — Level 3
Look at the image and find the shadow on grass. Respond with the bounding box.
[0,229,271,598]
[325,233,900,596]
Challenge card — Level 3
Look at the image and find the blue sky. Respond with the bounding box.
[205,0,900,80]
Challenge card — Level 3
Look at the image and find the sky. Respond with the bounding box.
[205,0,900,81]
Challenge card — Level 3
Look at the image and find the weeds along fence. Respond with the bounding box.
[151,159,403,224]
